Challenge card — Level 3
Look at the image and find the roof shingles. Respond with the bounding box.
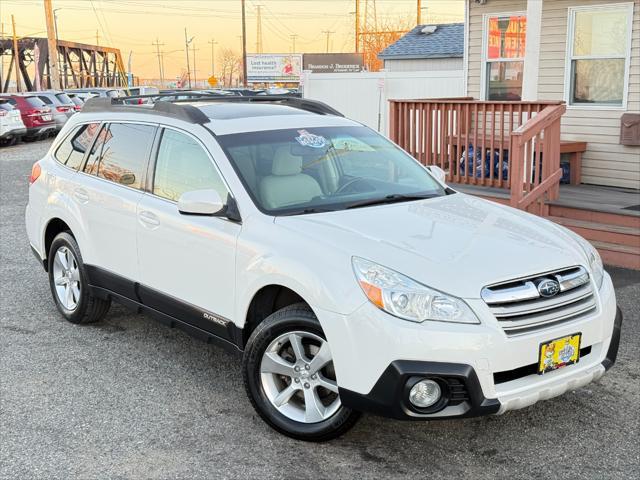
[378,23,464,60]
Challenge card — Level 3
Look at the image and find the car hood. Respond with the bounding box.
[274,193,586,299]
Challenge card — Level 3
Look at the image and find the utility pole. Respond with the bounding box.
[208,39,218,77]
[417,0,422,25]
[290,34,298,53]
[255,5,263,54]
[241,0,248,87]
[152,38,165,85]
[184,28,194,88]
[355,0,360,53]
[322,30,335,53]
[95,30,99,46]
[11,15,21,92]
[43,0,61,89]
[192,43,199,87]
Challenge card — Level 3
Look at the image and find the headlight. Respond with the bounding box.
[564,229,604,289]
[352,257,480,324]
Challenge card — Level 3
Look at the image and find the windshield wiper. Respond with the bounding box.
[345,193,438,210]
[280,207,337,216]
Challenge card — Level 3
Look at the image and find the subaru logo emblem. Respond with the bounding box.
[538,279,561,297]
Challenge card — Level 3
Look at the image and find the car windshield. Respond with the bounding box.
[218,126,447,215]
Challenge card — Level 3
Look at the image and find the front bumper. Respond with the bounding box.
[320,273,621,420]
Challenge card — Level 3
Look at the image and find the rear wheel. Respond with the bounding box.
[243,303,360,441]
[48,232,111,324]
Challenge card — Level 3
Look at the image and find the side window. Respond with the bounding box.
[54,122,100,170]
[153,129,228,202]
[83,122,155,189]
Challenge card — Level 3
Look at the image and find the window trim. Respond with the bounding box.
[563,2,634,111]
[480,11,527,101]
[146,124,236,206]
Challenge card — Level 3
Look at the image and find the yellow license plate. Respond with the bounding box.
[538,333,581,374]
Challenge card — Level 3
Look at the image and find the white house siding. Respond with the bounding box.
[383,57,464,72]
[468,0,640,189]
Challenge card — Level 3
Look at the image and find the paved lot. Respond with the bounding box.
[1,140,639,479]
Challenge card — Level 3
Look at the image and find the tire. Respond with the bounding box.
[243,303,360,441]
[48,231,111,324]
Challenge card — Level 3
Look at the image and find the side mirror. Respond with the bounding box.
[426,165,447,185]
[178,189,225,216]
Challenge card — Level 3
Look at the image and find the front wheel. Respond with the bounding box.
[243,304,360,441]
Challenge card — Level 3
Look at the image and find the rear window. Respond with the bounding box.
[84,122,156,189]
[54,123,101,170]
[106,90,123,98]
[0,102,14,111]
[69,96,83,106]
[25,97,47,108]
[37,96,53,105]
[55,93,73,104]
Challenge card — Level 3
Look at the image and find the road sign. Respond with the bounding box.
[207,75,218,87]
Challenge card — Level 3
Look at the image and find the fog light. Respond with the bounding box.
[409,379,441,408]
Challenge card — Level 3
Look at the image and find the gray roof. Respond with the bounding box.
[378,23,464,60]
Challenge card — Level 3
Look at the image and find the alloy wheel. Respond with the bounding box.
[260,331,340,423]
[52,246,81,311]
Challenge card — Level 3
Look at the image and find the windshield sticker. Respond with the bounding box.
[295,130,327,149]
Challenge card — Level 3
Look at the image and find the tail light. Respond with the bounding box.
[137,98,144,105]
[74,105,82,111]
[29,162,42,185]
[56,106,70,112]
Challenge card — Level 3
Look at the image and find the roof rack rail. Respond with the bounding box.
[173,95,344,117]
[116,93,344,117]
[81,97,210,124]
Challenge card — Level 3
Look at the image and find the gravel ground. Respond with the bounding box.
[1,140,639,479]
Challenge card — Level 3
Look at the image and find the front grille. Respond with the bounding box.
[482,266,597,336]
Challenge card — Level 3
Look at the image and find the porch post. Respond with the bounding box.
[522,0,543,101]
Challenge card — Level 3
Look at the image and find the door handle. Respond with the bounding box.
[73,188,89,203]
[139,210,160,227]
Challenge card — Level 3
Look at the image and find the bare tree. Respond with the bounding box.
[360,17,413,72]
[219,48,241,86]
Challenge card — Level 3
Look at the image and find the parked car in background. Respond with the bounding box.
[66,88,126,102]
[67,93,85,112]
[0,99,27,146]
[128,86,159,96]
[0,94,55,141]
[35,91,76,131]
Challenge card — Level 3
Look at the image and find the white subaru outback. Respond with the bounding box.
[26,96,622,441]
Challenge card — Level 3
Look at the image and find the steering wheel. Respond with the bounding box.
[334,177,375,195]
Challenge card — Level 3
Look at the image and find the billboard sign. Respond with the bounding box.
[247,54,302,83]
[303,53,364,73]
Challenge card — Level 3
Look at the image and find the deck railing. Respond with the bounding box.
[389,99,566,212]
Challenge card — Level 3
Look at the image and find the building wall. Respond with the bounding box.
[467,0,640,189]
[383,57,464,72]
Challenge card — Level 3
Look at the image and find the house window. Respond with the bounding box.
[567,4,633,107]
[484,14,526,101]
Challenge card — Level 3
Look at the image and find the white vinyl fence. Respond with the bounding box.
[301,70,465,135]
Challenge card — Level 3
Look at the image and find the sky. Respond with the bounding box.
[1,0,464,80]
